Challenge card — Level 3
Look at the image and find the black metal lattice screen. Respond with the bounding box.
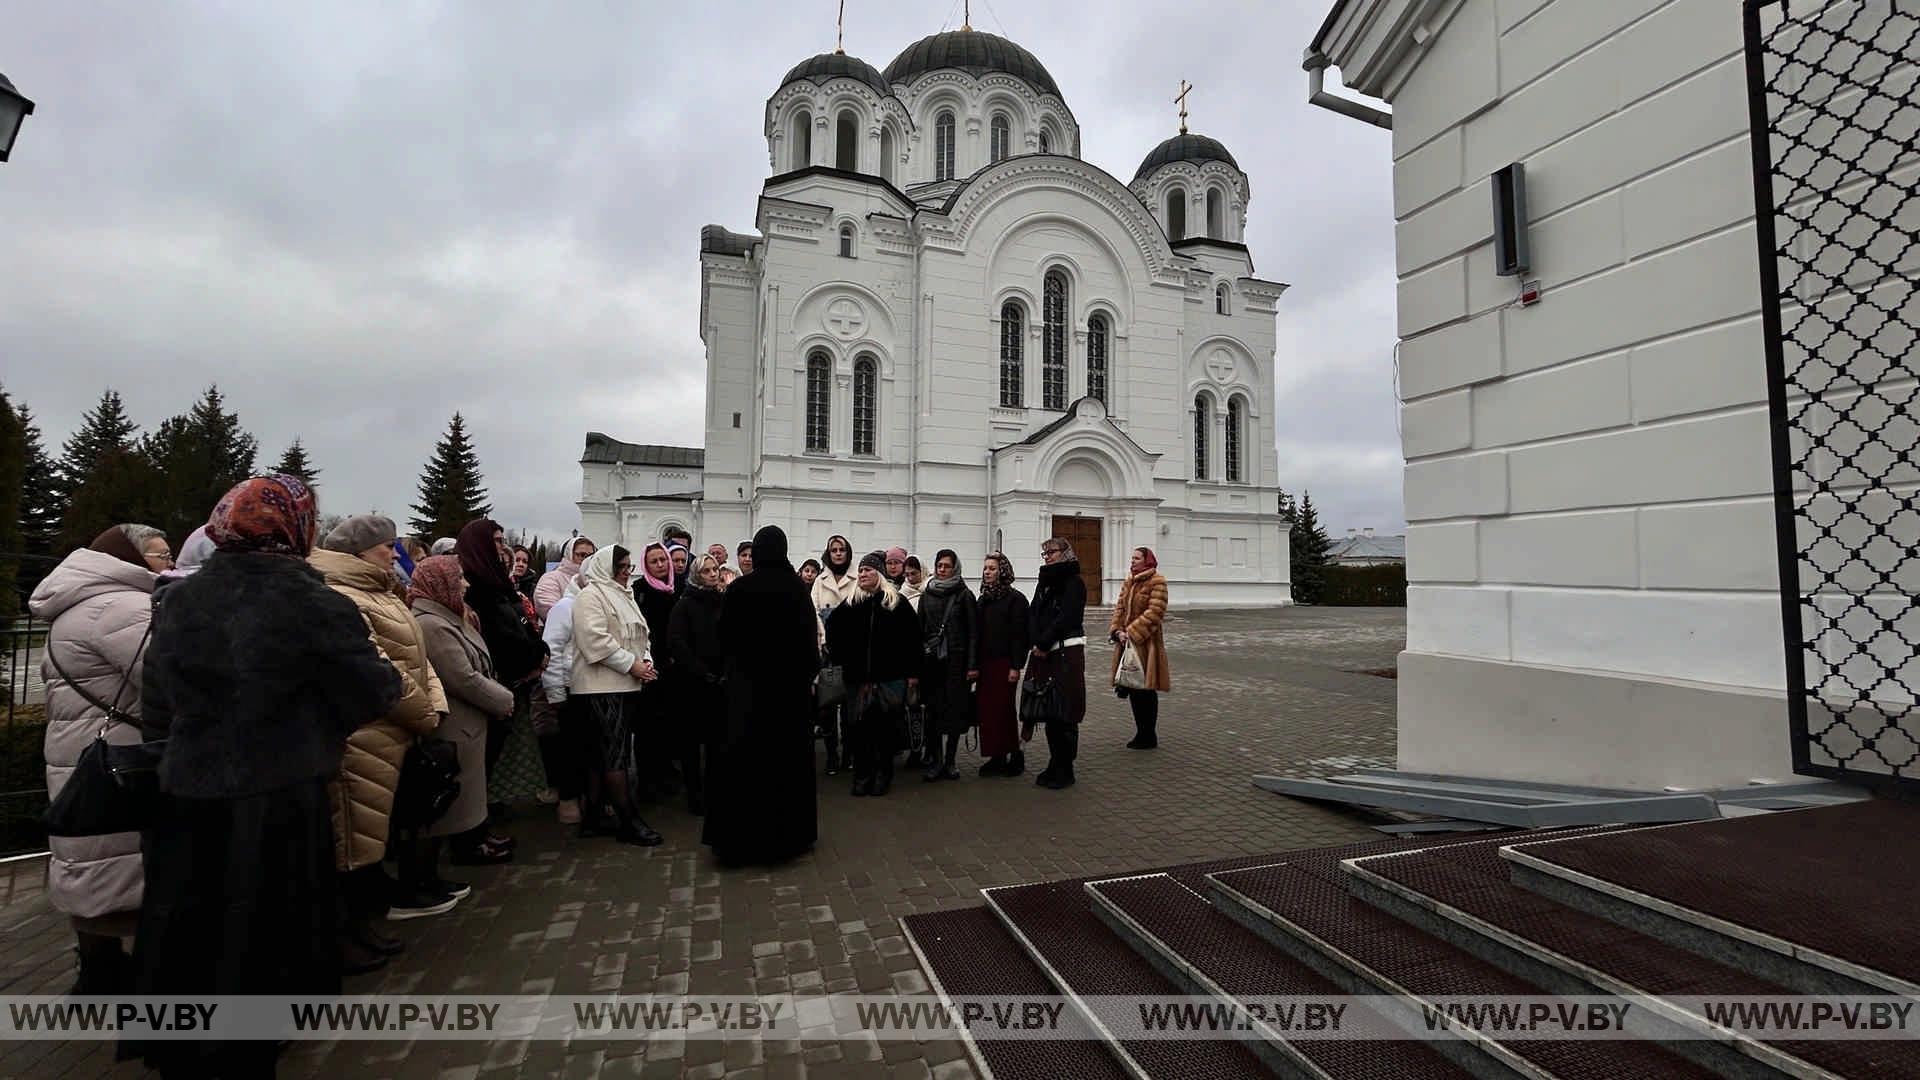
[1746,0,1920,794]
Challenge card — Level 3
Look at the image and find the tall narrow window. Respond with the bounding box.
[1038,129,1052,155]
[879,127,895,183]
[1215,282,1230,315]
[1087,313,1109,407]
[1226,398,1245,482]
[792,110,812,169]
[1042,271,1068,410]
[999,304,1024,407]
[990,113,1010,163]
[838,224,854,258]
[1193,395,1210,481]
[1166,188,1186,241]
[805,351,831,452]
[935,110,956,181]
[852,356,877,456]
[836,110,859,171]
[1207,188,1225,239]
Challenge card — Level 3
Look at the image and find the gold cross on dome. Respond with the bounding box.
[1175,80,1193,134]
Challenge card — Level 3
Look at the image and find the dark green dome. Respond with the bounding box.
[882,30,1062,99]
[780,52,894,99]
[1134,133,1239,181]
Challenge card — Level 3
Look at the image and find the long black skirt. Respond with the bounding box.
[127,778,338,1076]
[702,679,816,865]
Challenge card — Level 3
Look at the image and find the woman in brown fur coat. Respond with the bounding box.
[1109,546,1171,749]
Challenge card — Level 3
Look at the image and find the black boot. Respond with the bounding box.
[1008,749,1026,776]
[72,932,132,996]
[979,755,1006,776]
[873,759,893,797]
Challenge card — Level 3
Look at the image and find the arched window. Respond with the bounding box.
[1166,188,1186,241]
[805,351,831,452]
[1038,129,1052,155]
[1207,187,1225,239]
[792,110,812,170]
[838,224,855,258]
[1193,395,1211,481]
[990,113,1010,163]
[999,303,1024,407]
[836,110,859,171]
[1215,282,1231,315]
[1087,313,1109,407]
[935,110,956,181]
[852,356,878,455]
[1226,397,1245,482]
[879,127,895,183]
[1042,271,1068,410]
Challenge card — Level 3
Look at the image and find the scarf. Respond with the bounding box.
[89,526,149,570]
[207,474,318,557]
[980,553,1015,602]
[161,525,217,580]
[684,552,722,593]
[557,539,592,579]
[581,545,648,636]
[410,554,482,632]
[455,518,515,593]
[822,535,853,576]
[1134,546,1159,572]
[639,541,675,595]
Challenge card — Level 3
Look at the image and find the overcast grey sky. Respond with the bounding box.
[0,0,1401,541]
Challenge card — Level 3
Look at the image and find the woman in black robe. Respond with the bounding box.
[633,541,684,801]
[457,518,548,852]
[703,526,820,864]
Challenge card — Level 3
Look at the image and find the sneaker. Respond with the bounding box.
[556,799,582,825]
[387,890,460,921]
[432,877,472,901]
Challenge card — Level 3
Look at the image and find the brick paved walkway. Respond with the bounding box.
[0,606,1405,1079]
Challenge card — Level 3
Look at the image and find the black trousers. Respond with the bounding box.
[537,697,587,801]
[1129,690,1159,739]
[848,696,898,781]
[1043,721,1079,776]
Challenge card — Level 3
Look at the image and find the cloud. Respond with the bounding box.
[0,0,1402,538]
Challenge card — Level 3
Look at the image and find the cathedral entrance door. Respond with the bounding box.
[1050,514,1103,605]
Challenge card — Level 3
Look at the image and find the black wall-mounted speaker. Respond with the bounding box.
[1492,163,1530,277]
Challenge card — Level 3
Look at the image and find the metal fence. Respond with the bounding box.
[1,615,49,856]
[1745,0,1920,795]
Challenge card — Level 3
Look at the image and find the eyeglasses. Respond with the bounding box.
[146,552,174,563]
[614,562,633,573]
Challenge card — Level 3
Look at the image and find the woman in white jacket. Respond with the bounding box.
[538,574,586,826]
[30,524,167,993]
[570,546,662,846]
[809,535,859,774]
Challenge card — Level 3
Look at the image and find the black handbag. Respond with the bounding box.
[816,664,847,708]
[1019,666,1064,728]
[42,627,162,838]
[392,736,461,829]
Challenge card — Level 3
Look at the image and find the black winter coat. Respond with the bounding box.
[636,581,679,671]
[141,551,403,800]
[466,581,547,686]
[827,591,922,687]
[1029,560,1088,650]
[667,587,725,685]
[975,588,1031,664]
[918,582,978,736]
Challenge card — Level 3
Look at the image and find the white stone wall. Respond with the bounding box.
[1373,0,1795,786]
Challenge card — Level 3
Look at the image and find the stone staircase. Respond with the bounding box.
[902,799,1920,1079]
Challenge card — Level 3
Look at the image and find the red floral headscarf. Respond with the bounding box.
[206,475,318,557]
[1133,546,1159,572]
[409,555,481,632]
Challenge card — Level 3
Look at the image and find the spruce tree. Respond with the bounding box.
[272,438,320,488]
[141,386,259,545]
[409,413,492,540]
[0,387,25,618]
[15,401,63,600]
[1289,491,1334,605]
[59,448,160,553]
[56,390,139,501]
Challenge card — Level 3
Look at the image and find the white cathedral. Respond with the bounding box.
[579,26,1294,607]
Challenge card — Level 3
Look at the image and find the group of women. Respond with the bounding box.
[803,533,1173,796]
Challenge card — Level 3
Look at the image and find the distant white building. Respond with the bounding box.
[578,27,1294,607]
[1327,528,1405,566]
[1307,0,1810,790]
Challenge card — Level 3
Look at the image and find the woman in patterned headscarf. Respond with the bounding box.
[130,475,402,1075]
[973,553,1030,777]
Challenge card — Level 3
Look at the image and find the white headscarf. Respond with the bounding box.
[581,546,647,636]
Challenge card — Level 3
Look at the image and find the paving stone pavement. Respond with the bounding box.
[0,606,1405,1079]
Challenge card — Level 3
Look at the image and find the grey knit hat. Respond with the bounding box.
[859,550,887,573]
[322,514,399,555]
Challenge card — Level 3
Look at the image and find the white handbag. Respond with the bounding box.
[1115,639,1149,690]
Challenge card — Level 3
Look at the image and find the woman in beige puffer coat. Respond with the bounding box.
[310,516,447,969]
[31,524,169,993]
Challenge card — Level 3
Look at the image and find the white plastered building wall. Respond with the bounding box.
[1311,0,1801,789]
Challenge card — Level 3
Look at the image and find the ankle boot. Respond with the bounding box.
[1008,749,1026,775]
[873,762,893,796]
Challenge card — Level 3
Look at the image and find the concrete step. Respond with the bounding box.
[1499,801,1920,999]
[1343,828,1915,1079]
[1084,871,1471,1080]
[1204,844,1718,1080]
[901,905,1129,1080]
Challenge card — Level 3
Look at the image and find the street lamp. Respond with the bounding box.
[0,72,35,163]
